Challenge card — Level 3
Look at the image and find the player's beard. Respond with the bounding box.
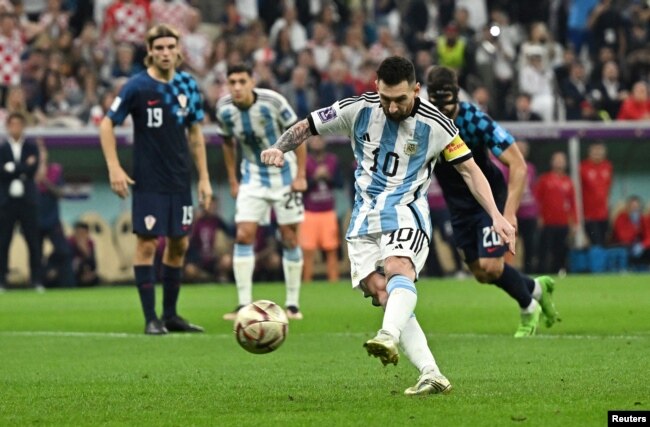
[383,107,409,122]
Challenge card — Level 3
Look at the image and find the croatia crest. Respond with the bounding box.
[144,215,157,231]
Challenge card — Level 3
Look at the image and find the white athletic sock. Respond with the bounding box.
[522,298,539,314]
[283,247,303,307]
[400,315,441,375]
[532,279,542,300]
[233,244,255,306]
[382,275,417,342]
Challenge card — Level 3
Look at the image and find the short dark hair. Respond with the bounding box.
[227,63,253,77]
[74,221,90,231]
[6,111,25,125]
[426,66,459,94]
[376,56,416,86]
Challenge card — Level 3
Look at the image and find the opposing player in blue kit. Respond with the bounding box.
[99,24,213,335]
[261,57,516,395]
[427,65,560,337]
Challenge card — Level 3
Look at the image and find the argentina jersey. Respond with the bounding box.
[435,102,514,214]
[216,89,298,189]
[308,93,472,239]
[108,70,204,193]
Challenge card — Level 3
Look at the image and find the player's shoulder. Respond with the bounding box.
[338,92,380,109]
[414,97,457,135]
[216,94,235,112]
[174,70,199,88]
[255,88,288,108]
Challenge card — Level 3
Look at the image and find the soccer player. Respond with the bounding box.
[261,56,516,395]
[426,65,560,337]
[216,64,306,321]
[99,24,213,335]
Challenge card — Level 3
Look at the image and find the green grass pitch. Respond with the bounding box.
[1,274,648,426]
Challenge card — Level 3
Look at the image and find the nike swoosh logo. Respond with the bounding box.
[486,247,500,253]
[147,100,160,106]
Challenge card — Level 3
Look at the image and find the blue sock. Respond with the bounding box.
[519,272,535,294]
[134,265,157,323]
[162,265,182,319]
[283,246,302,262]
[491,264,533,309]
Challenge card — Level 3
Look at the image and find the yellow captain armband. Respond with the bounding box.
[442,135,471,162]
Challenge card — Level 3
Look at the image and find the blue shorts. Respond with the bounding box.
[451,210,506,264]
[132,191,194,237]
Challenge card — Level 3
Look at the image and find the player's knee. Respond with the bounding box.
[472,260,503,283]
[384,257,416,281]
[235,228,255,245]
[136,238,158,260]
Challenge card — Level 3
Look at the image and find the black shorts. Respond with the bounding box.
[132,191,193,237]
[451,210,506,264]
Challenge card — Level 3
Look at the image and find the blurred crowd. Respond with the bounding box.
[0,0,648,129]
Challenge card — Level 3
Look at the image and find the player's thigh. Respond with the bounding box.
[347,234,382,289]
[235,185,271,224]
[271,187,304,226]
[379,227,430,281]
[132,191,193,238]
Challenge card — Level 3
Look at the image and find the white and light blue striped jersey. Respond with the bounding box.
[216,88,299,188]
[308,93,472,239]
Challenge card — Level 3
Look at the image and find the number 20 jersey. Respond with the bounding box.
[107,70,204,193]
[216,89,299,189]
[308,94,472,239]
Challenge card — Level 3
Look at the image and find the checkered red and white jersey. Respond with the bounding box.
[0,29,24,87]
[103,0,150,45]
[150,0,191,34]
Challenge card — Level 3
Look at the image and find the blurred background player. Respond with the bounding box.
[99,24,213,335]
[301,135,342,283]
[261,56,516,396]
[580,142,612,247]
[68,221,99,287]
[427,65,559,337]
[217,63,306,320]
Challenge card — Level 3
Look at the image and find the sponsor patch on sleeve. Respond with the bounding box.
[316,106,337,123]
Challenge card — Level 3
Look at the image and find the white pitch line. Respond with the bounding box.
[0,331,647,340]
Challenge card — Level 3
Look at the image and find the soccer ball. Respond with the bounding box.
[234,300,289,354]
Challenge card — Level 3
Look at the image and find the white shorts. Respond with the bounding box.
[235,183,304,225]
[347,228,430,288]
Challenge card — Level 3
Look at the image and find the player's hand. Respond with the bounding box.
[260,148,285,167]
[504,211,518,234]
[291,176,307,192]
[108,166,135,199]
[493,214,516,255]
[197,179,213,211]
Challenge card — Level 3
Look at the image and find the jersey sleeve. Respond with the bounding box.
[472,106,515,157]
[215,106,233,138]
[307,96,362,136]
[107,82,136,125]
[186,77,205,125]
[276,94,298,129]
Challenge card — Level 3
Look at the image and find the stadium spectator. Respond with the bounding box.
[181,7,211,78]
[428,65,558,338]
[518,46,556,121]
[36,140,73,287]
[0,12,25,106]
[307,21,335,72]
[184,197,234,283]
[149,0,192,36]
[102,0,150,63]
[519,22,564,71]
[581,142,612,246]
[505,92,543,122]
[269,4,307,53]
[0,85,38,126]
[434,22,469,76]
[567,0,599,57]
[317,60,355,109]
[217,63,306,321]
[535,151,576,275]
[68,221,99,286]
[262,56,516,396]
[0,112,43,292]
[611,195,650,266]
[99,24,213,335]
[587,0,626,60]
[560,61,589,120]
[300,136,342,283]
[280,66,317,126]
[111,42,143,79]
[588,60,627,120]
[616,81,650,120]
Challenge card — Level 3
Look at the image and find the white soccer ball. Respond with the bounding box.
[234,300,289,354]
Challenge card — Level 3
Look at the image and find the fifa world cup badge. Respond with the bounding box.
[404,139,418,156]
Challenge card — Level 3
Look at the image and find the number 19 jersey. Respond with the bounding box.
[216,88,299,189]
[308,94,472,239]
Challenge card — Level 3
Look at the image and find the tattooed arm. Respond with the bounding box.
[261,119,313,167]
